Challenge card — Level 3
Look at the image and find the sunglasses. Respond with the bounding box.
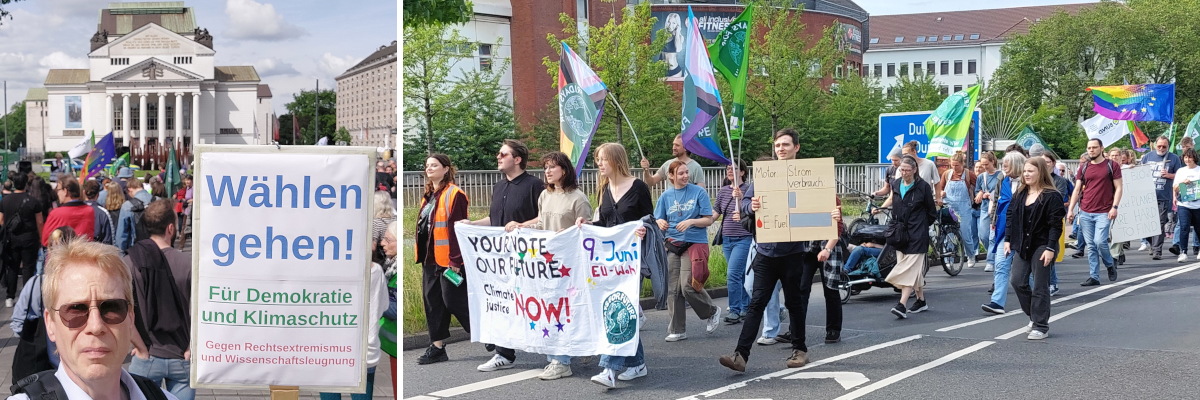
[497,152,512,158]
[52,299,131,329]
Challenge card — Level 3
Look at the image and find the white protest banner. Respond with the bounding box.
[456,222,642,356]
[1081,114,1131,148]
[1111,165,1162,243]
[192,146,375,392]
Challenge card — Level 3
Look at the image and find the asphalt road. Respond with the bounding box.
[401,247,1200,400]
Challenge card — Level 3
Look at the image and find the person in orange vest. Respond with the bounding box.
[414,153,470,365]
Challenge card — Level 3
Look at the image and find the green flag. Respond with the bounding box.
[1181,111,1200,152]
[925,85,981,158]
[1013,126,1056,159]
[707,4,752,140]
[165,142,181,195]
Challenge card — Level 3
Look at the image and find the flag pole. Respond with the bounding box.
[606,92,646,162]
[718,106,740,187]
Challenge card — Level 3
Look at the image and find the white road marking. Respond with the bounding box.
[782,371,870,389]
[833,341,995,400]
[404,396,440,400]
[676,335,923,400]
[936,263,1197,332]
[422,370,543,398]
[994,264,1200,339]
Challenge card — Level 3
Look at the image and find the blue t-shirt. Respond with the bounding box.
[1142,151,1182,200]
[654,184,713,243]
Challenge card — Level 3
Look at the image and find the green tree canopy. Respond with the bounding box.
[403,0,472,27]
[284,89,335,146]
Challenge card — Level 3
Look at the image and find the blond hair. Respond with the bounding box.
[42,238,131,309]
[595,143,632,199]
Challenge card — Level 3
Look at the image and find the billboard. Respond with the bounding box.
[651,9,741,80]
[878,110,982,163]
[65,96,82,129]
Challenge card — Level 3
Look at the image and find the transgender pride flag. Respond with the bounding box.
[680,6,731,165]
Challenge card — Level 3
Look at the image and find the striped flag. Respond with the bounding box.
[557,41,608,175]
[680,6,730,165]
[82,132,116,180]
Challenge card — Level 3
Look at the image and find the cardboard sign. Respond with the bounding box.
[1111,165,1162,243]
[1180,180,1200,203]
[752,158,837,243]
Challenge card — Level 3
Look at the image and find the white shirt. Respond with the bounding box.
[8,364,179,400]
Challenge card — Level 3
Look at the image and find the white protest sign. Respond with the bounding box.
[1111,165,1162,243]
[456,222,642,356]
[192,146,375,391]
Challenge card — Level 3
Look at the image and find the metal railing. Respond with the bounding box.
[403,163,895,208]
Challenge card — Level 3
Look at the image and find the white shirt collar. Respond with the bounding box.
[51,363,161,400]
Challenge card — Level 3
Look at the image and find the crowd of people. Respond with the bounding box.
[0,161,400,399]
[411,129,1194,388]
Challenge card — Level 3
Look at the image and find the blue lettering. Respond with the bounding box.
[213,233,235,266]
[207,228,355,265]
[276,175,298,208]
[294,236,314,260]
[266,226,288,259]
[205,175,362,209]
[315,185,336,209]
[249,179,272,207]
[206,175,247,206]
[318,234,340,260]
[240,234,262,259]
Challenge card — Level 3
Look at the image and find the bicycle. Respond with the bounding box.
[926,205,966,277]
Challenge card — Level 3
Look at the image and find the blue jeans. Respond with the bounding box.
[722,235,753,315]
[743,264,784,339]
[990,250,1013,307]
[1178,207,1200,255]
[948,202,977,259]
[978,213,995,265]
[598,340,644,371]
[1172,214,1200,249]
[844,246,882,272]
[319,367,375,400]
[1078,211,1115,280]
[547,354,571,364]
[128,356,193,400]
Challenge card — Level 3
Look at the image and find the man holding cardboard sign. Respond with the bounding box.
[718,129,842,373]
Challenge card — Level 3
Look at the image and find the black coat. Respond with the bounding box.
[1005,188,1066,261]
[889,177,937,254]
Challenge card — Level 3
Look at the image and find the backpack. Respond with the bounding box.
[11,370,168,400]
[128,197,151,243]
[11,274,53,385]
[0,196,34,252]
[1078,159,1115,183]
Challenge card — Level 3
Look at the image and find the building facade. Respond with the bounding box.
[863,3,1092,95]
[336,41,397,148]
[27,2,271,167]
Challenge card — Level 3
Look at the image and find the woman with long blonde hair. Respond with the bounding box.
[1004,157,1065,340]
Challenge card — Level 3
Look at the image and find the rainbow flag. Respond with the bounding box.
[1086,84,1175,122]
[680,6,730,165]
[82,132,116,180]
[557,41,607,175]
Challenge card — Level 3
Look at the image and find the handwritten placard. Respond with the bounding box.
[1111,165,1162,243]
[753,158,837,243]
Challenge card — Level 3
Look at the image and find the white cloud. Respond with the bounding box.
[255,57,299,77]
[38,51,87,69]
[317,53,360,78]
[223,0,306,41]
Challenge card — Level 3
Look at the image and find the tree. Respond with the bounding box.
[404,69,516,171]
[0,0,25,26]
[403,0,472,27]
[743,1,843,154]
[541,0,677,166]
[284,89,336,146]
[887,74,943,113]
[0,102,25,151]
[809,73,886,163]
[404,23,483,156]
[333,127,352,145]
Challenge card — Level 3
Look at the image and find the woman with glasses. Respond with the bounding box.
[413,154,471,366]
[880,155,937,319]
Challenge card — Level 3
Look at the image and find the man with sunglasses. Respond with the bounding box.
[9,239,176,399]
[1141,136,1181,260]
[462,139,544,372]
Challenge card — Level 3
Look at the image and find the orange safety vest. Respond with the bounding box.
[416,184,466,267]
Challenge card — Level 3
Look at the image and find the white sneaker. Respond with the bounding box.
[1026,321,1033,332]
[617,364,647,381]
[1138,243,1149,251]
[539,361,573,380]
[1193,253,1199,261]
[4,298,11,308]
[967,260,976,268]
[1027,330,1048,340]
[665,333,688,342]
[756,336,777,345]
[590,369,617,389]
[476,354,515,372]
[706,306,723,334]
[984,263,994,272]
[1179,254,1188,263]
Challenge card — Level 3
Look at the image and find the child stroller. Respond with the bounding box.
[837,222,900,303]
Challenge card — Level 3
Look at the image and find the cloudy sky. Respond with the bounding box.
[0,0,396,115]
[854,0,1098,15]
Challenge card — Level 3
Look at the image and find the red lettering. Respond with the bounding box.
[543,297,569,323]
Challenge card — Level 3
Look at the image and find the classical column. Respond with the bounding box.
[138,93,148,143]
[121,94,131,147]
[175,93,183,146]
[192,93,200,146]
[105,94,113,135]
[157,92,166,144]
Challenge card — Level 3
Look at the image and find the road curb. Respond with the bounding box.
[402,286,730,351]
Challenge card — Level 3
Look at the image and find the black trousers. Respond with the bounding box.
[3,245,38,300]
[1010,253,1052,333]
[421,260,471,343]
[735,251,842,359]
[1150,199,1171,255]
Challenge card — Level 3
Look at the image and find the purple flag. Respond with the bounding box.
[680,6,731,165]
